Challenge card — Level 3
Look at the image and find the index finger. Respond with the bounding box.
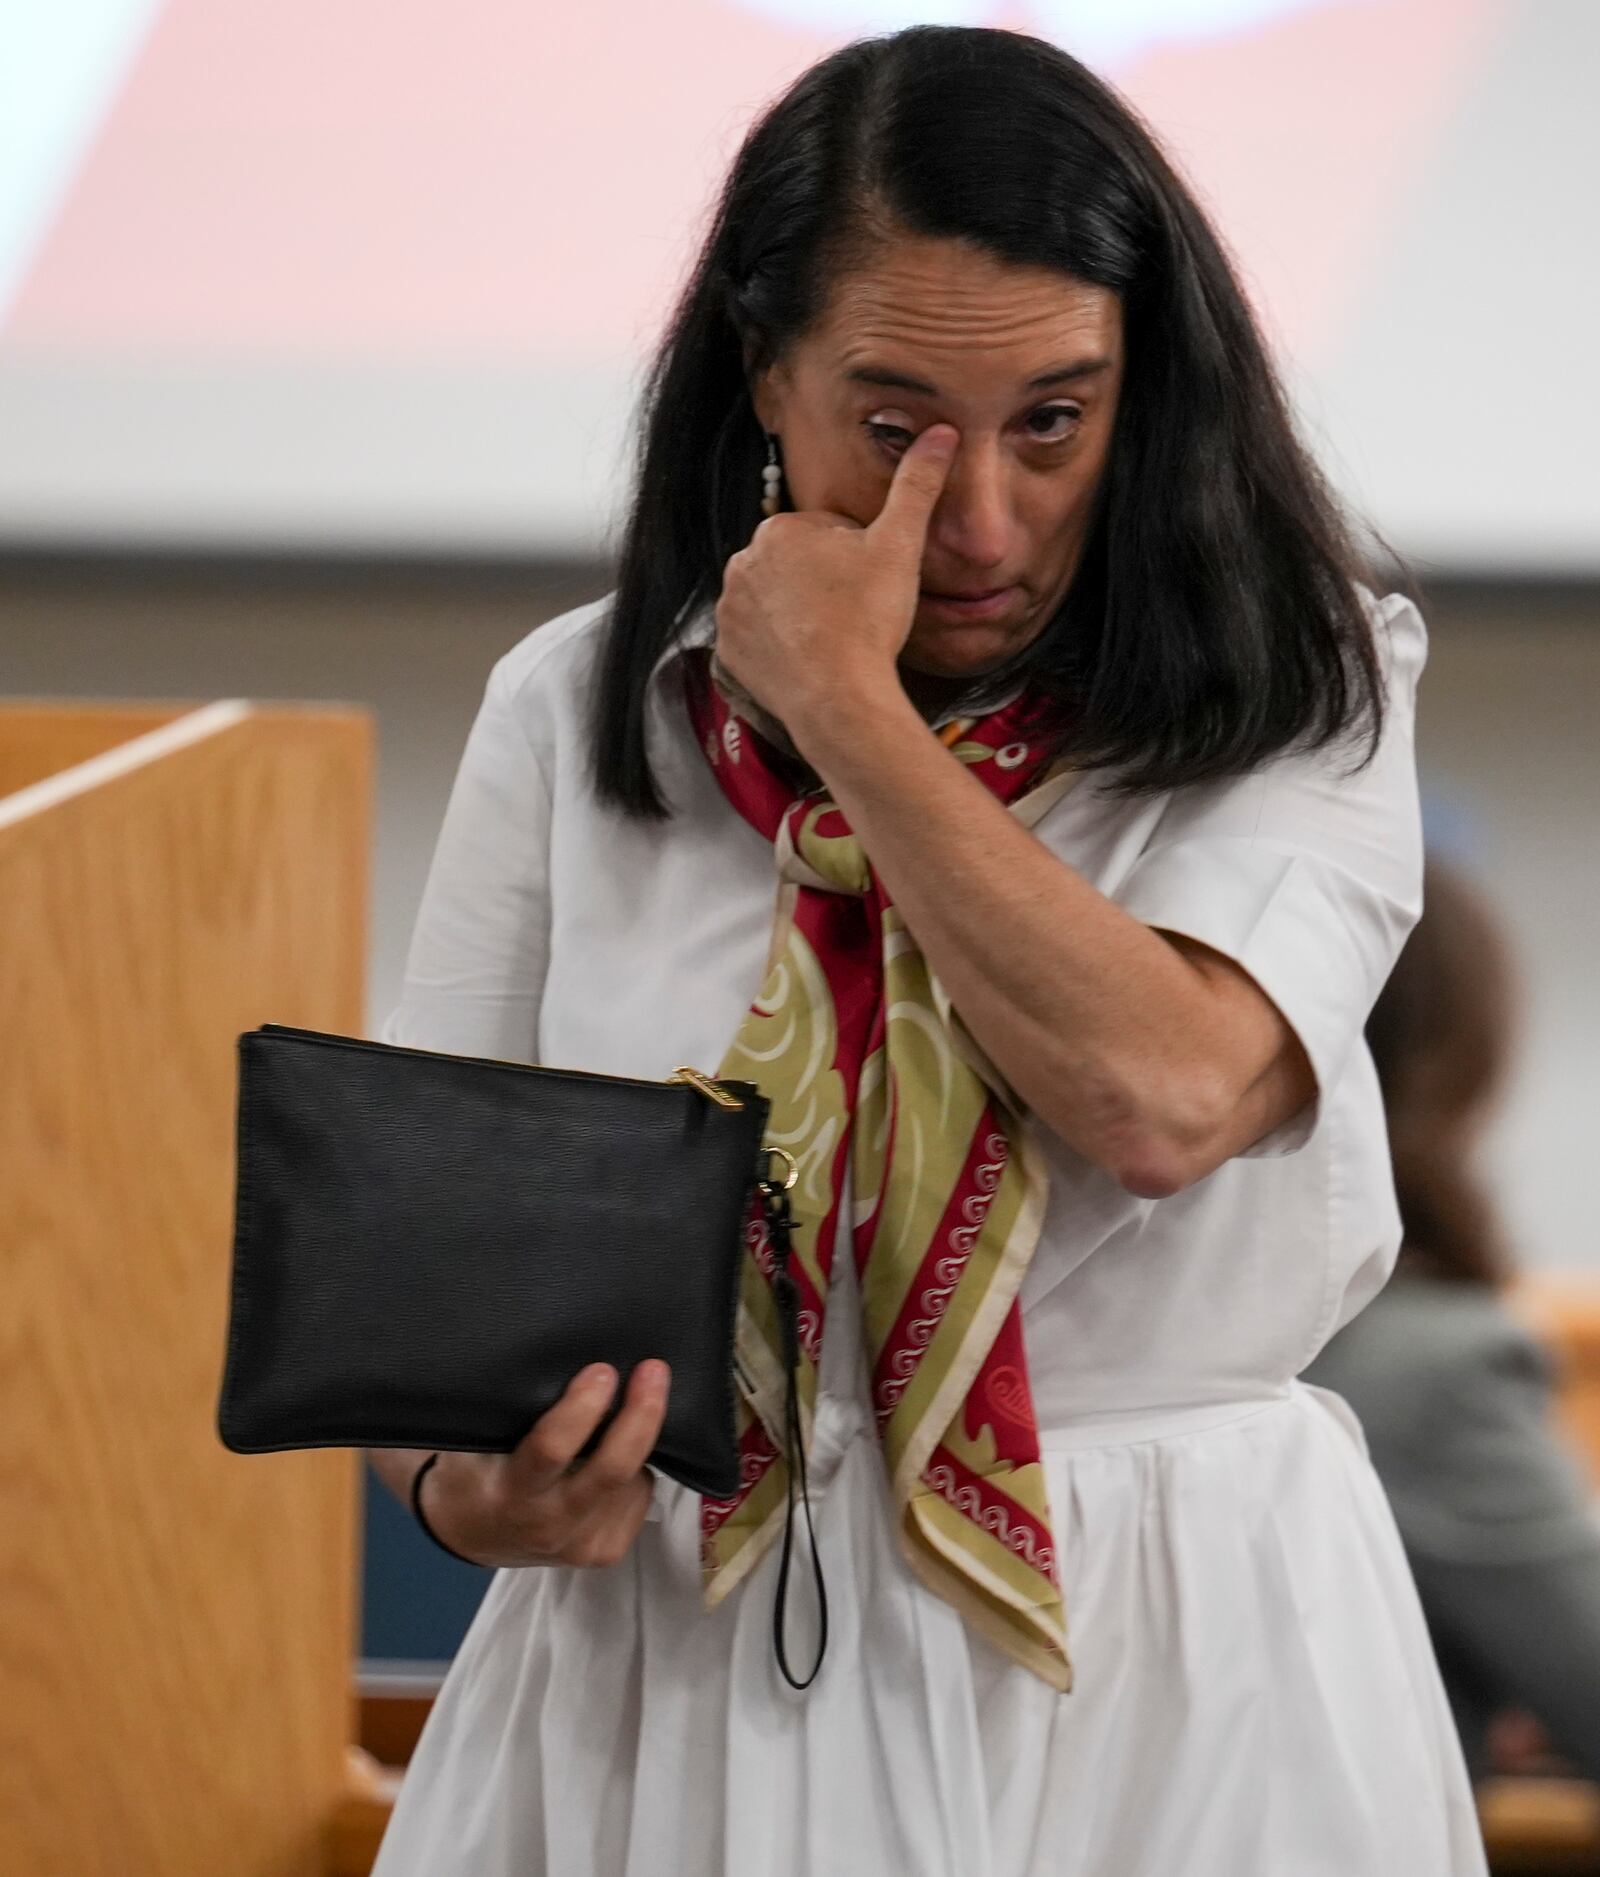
[867,422,957,556]
[504,1362,621,1497]
[559,1360,672,1510]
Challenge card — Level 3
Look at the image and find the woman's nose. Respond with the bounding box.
[927,437,1013,569]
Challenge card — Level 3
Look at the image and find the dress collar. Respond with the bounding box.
[648,597,718,684]
[652,599,804,758]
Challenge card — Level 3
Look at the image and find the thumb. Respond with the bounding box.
[869,423,957,557]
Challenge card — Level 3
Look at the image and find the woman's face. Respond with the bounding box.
[748,235,1124,682]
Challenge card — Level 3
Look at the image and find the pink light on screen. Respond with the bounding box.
[3,0,1507,371]
[1113,0,1510,367]
[1,0,844,360]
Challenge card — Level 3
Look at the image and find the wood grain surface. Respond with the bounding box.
[1,700,371,1875]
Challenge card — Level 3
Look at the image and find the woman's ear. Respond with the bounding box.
[746,351,791,438]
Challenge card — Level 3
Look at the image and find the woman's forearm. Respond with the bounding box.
[792,678,1284,1193]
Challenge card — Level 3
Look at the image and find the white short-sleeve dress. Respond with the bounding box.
[369,587,1489,1876]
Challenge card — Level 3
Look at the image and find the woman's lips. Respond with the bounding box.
[917,584,1019,620]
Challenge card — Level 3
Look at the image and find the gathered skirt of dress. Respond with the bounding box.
[370,1283,1490,1876]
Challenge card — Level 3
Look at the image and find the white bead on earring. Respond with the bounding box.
[760,434,783,518]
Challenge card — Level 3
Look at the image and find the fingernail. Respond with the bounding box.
[642,1360,670,1388]
[587,1363,616,1388]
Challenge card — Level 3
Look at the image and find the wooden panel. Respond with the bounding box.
[0,702,371,1876]
[358,1691,439,1770]
[1507,1276,1600,1491]
[1479,1775,1600,1873]
[0,701,187,798]
[329,1750,404,1877]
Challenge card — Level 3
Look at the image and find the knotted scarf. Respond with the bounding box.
[681,643,1083,1693]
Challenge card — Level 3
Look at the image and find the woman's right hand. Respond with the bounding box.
[418,1359,672,1568]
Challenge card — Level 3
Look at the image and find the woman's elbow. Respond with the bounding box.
[1039,1060,1224,1199]
[1100,1072,1230,1199]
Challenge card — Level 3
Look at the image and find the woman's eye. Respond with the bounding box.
[862,406,1082,451]
[1025,404,1082,442]
[862,418,913,450]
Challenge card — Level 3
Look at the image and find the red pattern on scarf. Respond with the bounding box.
[682,648,1063,1590]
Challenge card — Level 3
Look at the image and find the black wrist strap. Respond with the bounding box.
[410,1451,484,1567]
[762,1178,829,1690]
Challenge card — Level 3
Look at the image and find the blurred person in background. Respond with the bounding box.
[1305,854,1600,1784]
[366,24,1489,1876]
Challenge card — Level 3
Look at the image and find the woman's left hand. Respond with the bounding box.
[713,423,958,749]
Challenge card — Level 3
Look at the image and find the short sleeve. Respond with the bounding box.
[1110,590,1428,1156]
[376,652,554,1063]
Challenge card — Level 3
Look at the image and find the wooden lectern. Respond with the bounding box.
[0,698,371,1876]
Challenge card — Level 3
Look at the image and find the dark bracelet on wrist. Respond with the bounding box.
[410,1452,485,1568]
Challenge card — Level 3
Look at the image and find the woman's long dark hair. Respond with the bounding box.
[591,24,1413,819]
[1368,856,1521,1288]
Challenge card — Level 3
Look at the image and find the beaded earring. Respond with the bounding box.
[760,434,784,518]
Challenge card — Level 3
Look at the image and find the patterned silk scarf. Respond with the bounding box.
[681,644,1083,1693]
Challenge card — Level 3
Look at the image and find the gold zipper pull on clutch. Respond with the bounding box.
[668,1065,746,1110]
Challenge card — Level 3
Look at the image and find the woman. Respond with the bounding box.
[369,25,1488,1875]
[1304,855,1600,1784]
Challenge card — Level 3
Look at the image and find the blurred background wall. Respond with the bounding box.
[3,0,1596,1667]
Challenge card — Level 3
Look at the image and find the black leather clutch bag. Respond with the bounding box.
[215,1022,782,1499]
